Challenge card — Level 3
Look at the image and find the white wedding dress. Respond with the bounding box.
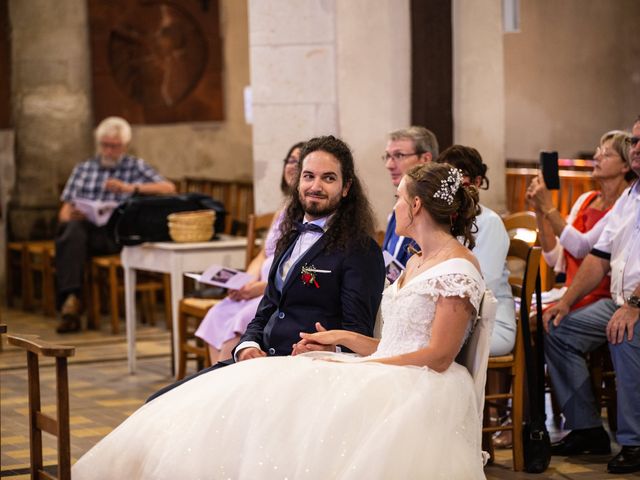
[73,258,486,479]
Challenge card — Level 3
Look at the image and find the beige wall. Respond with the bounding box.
[248,0,411,229]
[453,0,506,213]
[505,0,640,160]
[336,0,411,229]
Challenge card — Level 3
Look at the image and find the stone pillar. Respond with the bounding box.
[9,0,93,240]
[248,0,410,228]
[452,0,506,213]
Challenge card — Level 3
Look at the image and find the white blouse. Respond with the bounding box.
[543,191,612,273]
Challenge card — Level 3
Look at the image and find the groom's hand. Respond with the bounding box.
[236,347,267,362]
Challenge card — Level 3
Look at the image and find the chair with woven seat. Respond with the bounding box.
[176,297,220,379]
[175,211,274,380]
[91,254,171,334]
[482,239,541,471]
[6,332,75,480]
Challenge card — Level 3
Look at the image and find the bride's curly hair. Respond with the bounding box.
[276,135,376,255]
[404,162,480,249]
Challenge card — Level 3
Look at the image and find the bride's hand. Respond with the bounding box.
[291,323,338,355]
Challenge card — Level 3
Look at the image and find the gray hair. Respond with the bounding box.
[95,116,132,144]
[389,126,439,158]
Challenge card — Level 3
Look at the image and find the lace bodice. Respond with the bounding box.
[369,258,485,359]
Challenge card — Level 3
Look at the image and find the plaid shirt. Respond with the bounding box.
[60,155,167,203]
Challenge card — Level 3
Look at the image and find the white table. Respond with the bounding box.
[121,235,247,374]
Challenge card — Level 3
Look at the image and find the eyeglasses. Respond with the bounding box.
[99,141,124,150]
[626,136,640,146]
[284,156,300,165]
[381,151,421,163]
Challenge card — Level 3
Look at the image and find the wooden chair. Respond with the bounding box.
[502,211,538,245]
[245,212,275,268]
[6,241,30,308]
[176,297,219,379]
[90,255,171,334]
[175,212,273,379]
[501,210,560,293]
[6,240,56,314]
[482,239,541,471]
[6,333,75,480]
[26,241,57,316]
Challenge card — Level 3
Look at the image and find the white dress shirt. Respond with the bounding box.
[592,181,640,305]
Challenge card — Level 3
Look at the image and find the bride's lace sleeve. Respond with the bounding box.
[411,273,484,313]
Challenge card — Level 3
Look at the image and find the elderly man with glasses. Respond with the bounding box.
[381,126,438,275]
[543,116,640,474]
[55,116,176,333]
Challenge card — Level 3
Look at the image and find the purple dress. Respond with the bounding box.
[194,212,283,349]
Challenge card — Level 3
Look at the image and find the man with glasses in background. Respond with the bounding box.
[55,116,176,333]
[381,126,438,273]
[543,117,640,474]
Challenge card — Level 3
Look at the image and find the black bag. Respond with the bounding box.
[520,258,551,473]
[106,193,226,246]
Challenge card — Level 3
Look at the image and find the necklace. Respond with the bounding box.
[416,237,456,269]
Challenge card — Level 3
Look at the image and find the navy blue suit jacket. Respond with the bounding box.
[382,212,415,267]
[237,233,385,356]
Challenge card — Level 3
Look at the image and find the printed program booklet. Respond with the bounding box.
[72,198,119,226]
[185,265,254,290]
[382,250,405,284]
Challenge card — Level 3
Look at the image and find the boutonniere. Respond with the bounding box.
[300,264,331,288]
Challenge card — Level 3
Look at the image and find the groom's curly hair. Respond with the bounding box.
[276,135,376,255]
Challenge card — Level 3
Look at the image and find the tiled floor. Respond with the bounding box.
[1,307,638,479]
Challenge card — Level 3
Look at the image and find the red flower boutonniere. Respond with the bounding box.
[300,264,331,288]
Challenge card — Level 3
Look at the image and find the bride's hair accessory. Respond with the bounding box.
[433,168,463,205]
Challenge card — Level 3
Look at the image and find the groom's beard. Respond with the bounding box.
[300,190,342,218]
[99,154,123,169]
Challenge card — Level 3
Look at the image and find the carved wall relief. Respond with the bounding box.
[89,0,223,124]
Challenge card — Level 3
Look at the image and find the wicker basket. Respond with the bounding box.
[167,210,216,242]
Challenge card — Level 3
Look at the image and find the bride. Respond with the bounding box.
[73,163,487,479]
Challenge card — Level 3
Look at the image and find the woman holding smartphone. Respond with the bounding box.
[527,130,635,310]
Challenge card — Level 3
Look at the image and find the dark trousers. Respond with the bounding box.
[55,220,121,307]
[146,359,234,403]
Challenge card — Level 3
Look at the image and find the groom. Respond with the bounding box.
[147,135,385,401]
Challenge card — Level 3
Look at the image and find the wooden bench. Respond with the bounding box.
[505,159,596,216]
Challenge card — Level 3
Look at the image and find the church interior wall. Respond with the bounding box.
[504,0,640,160]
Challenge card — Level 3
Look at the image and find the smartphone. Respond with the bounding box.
[540,151,560,190]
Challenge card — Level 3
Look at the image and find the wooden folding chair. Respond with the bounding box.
[482,239,541,471]
[6,333,75,480]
